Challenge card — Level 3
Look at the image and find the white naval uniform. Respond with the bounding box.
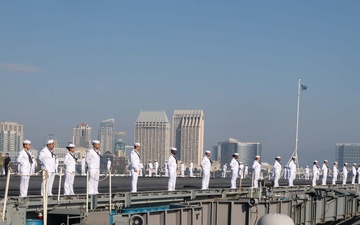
[63,152,76,195]
[332,165,338,185]
[81,157,86,176]
[222,164,227,178]
[312,165,319,187]
[86,149,101,194]
[130,150,140,192]
[201,156,211,190]
[168,155,177,191]
[164,162,169,177]
[288,160,296,187]
[55,157,59,175]
[304,168,310,180]
[30,158,37,175]
[352,166,357,184]
[39,147,57,196]
[148,162,153,177]
[252,160,261,188]
[230,158,239,189]
[244,165,249,178]
[342,166,348,185]
[239,164,244,179]
[107,160,111,174]
[139,162,144,177]
[17,149,33,197]
[357,168,360,185]
[180,164,185,177]
[189,162,194,177]
[154,161,159,176]
[322,164,328,185]
[273,160,282,187]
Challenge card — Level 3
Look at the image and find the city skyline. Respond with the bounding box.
[1,1,360,166]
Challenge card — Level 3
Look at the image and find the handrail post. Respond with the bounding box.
[58,167,63,201]
[109,169,112,213]
[86,170,89,217]
[43,170,48,225]
[2,169,11,221]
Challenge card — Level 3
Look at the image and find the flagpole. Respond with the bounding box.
[294,78,301,167]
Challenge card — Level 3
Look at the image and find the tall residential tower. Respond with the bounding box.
[0,122,24,152]
[72,123,92,148]
[134,111,170,167]
[172,110,204,166]
[99,119,115,153]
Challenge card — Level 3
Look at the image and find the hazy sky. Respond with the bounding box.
[1,1,359,166]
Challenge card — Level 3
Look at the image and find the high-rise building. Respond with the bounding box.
[335,143,360,167]
[114,132,126,155]
[135,111,170,167]
[72,123,92,149]
[172,110,204,167]
[43,134,59,148]
[0,122,24,152]
[99,118,115,154]
[219,138,261,167]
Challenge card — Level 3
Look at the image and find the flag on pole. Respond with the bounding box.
[301,84,307,90]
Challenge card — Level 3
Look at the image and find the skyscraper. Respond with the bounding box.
[135,111,170,167]
[114,132,126,155]
[335,143,360,167]
[72,123,92,148]
[172,110,204,166]
[0,122,24,152]
[99,118,115,153]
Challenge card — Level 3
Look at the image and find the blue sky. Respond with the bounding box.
[1,1,359,166]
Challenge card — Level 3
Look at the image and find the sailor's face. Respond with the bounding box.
[47,143,54,150]
[24,143,31,150]
[93,143,100,149]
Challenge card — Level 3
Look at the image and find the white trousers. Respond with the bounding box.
[148,169,152,177]
[202,170,210,190]
[254,173,260,188]
[131,169,139,192]
[41,172,55,196]
[20,175,30,197]
[190,169,193,177]
[164,169,169,177]
[305,173,309,180]
[230,171,238,189]
[274,173,280,187]
[81,165,85,175]
[352,175,356,184]
[312,175,317,187]
[288,171,295,186]
[343,174,347,185]
[168,170,177,191]
[139,168,143,177]
[332,173,338,185]
[322,173,327,185]
[154,168,158,176]
[64,171,75,195]
[88,169,99,194]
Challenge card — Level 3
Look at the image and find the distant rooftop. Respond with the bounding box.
[136,111,169,123]
[173,110,204,115]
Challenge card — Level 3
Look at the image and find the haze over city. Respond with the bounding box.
[1,1,359,166]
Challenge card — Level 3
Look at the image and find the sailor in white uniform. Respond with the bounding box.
[244,164,249,178]
[189,161,194,177]
[312,160,319,187]
[107,158,112,174]
[352,163,357,184]
[86,140,101,195]
[30,156,37,175]
[304,166,310,180]
[81,156,86,176]
[18,140,33,197]
[154,160,159,176]
[230,153,239,189]
[239,162,244,179]
[252,156,261,188]
[180,163,185,177]
[164,161,169,177]
[39,140,57,196]
[222,163,227,178]
[288,156,296,187]
[130,143,141,192]
[342,163,348,185]
[201,150,212,190]
[168,147,178,191]
[322,160,328,185]
[64,144,77,195]
[139,161,144,177]
[148,161,153,177]
[273,156,282,187]
[332,162,338,185]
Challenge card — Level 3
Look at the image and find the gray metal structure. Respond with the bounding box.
[2,185,360,225]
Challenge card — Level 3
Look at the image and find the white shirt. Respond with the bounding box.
[313,164,319,176]
[289,160,296,173]
[305,168,309,174]
[85,148,101,170]
[130,150,140,171]
[168,155,177,172]
[17,149,32,174]
[139,162,144,169]
[180,164,184,170]
[201,156,211,171]
[154,162,159,169]
[64,152,77,172]
[322,164,328,175]
[190,162,194,169]
[352,166,357,176]
[107,160,111,169]
[273,160,282,174]
[223,164,227,171]
[148,162,153,169]
[39,147,56,173]
[239,164,244,175]
[252,160,261,174]
[230,158,239,172]
[333,165,338,175]
[343,166,348,175]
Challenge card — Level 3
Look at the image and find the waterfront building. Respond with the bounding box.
[172,110,204,167]
[336,143,360,167]
[99,119,115,154]
[219,138,261,167]
[0,122,24,152]
[134,111,170,167]
[72,123,91,148]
